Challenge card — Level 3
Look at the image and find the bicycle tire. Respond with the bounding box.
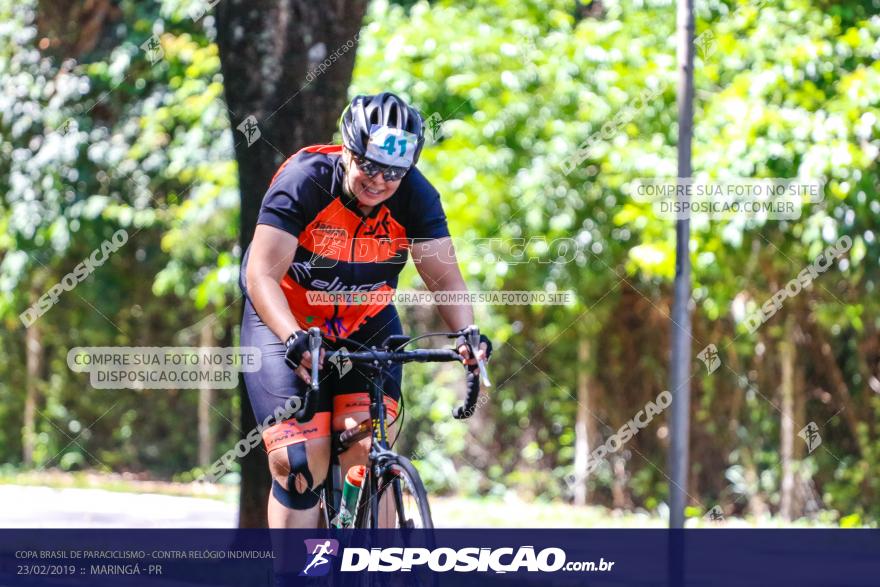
[357,456,433,529]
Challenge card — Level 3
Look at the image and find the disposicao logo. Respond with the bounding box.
[340,546,567,573]
[300,539,340,577]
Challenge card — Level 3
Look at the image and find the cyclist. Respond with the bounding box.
[240,92,492,528]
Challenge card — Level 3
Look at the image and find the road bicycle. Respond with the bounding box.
[294,325,491,529]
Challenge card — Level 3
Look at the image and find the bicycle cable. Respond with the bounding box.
[385,330,467,452]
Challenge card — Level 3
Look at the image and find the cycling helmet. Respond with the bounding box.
[340,92,425,166]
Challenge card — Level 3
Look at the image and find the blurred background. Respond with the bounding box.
[0,0,878,528]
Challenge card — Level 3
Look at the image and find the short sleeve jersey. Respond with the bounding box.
[241,144,450,338]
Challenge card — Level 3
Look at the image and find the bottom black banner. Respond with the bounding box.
[1,529,877,586]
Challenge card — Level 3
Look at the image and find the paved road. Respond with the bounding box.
[0,485,237,528]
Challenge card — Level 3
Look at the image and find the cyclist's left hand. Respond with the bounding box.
[457,333,493,367]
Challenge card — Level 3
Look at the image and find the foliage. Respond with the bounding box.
[0,0,241,476]
[352,0,880,522]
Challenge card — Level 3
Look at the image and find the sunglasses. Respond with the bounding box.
[352,155,409,182]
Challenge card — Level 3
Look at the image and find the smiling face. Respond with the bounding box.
[342,148,403,208]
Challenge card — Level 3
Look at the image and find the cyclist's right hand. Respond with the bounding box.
[285,330,325,385]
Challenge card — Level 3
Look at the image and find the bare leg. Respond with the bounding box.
[266,436,331,528]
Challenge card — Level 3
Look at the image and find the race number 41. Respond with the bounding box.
[366,125,418,167]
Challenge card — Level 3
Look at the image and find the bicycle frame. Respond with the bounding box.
[322,362,399,529]
[363,365,395,528]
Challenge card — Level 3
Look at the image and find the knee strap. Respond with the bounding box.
[271,443,319,510]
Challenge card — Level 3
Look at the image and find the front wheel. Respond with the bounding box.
[357,456,433,529]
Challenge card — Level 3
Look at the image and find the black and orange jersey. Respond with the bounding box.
[240,144,450,339]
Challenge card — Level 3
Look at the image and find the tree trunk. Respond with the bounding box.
[36,0,120,58]
[23,308,43,467]
[745,456,768,518]
[573,337,591,506]
[793,337,812,514]
[611,457,633,510]
[198,318,216,468]
[805,320,864,456]
[779,317,795,521]
[216,0,368,246]
[216,0,367,528]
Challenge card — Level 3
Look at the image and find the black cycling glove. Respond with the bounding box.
[455,333,493,361]
[284,330,311,371]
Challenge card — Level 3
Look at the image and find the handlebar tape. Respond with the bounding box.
[293,387,319,423]
[453,364,481,420]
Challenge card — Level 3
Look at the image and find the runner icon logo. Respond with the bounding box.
[300,539,340,577]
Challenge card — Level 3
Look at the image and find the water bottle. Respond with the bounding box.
[336,465,366,528]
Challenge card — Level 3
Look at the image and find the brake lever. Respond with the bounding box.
[465,325,492,388]
[308,327,322,391]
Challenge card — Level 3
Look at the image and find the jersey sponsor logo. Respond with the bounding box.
[310,223,349,266]
[290,261,314,281]
[362,210,393,242]
[313,222,348,241]
[309,276,388,292]
[324,316,349,336]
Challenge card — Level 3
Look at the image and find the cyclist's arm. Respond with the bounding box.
[246,224,302,343]
[411,236,475,333]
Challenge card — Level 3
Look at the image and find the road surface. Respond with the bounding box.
[0,485,237,528]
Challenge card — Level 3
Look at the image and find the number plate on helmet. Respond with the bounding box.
[366,125,417,167]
